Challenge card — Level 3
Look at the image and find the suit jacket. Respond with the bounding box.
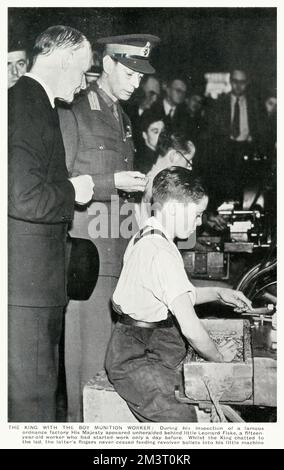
[58,81,136,277]
[150,99,190,137]
[208,92,261,143]
[8,76,75,307]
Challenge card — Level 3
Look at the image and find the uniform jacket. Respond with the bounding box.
[134,143,157,174]
[8,76,75,307]
[58,81,136,277]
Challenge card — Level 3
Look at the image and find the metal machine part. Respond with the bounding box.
[179,245,277,422]
[220,208,271,249]
[182,206,273,280]
[236,249,277,329]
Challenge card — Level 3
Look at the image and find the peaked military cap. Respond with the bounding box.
[97,34,160,74]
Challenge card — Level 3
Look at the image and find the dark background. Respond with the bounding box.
[8,7,276,97]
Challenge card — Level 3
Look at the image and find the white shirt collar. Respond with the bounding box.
[24,72,55,108]
[163,98,176,116]
[144,216,173,242]
[231,93,246,104]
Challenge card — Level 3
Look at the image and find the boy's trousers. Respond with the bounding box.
[105,319,197,422]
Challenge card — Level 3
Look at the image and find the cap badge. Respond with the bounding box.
[141,42,151,57]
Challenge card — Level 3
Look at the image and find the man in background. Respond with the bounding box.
[150,77,189,136]
[134,109,165,174]
[206,68,262,206]
[8,38,29,89]
[125,74,161,147]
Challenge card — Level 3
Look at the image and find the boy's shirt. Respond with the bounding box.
[112,216,196,322]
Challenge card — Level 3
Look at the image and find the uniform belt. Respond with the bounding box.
[116,313,174,329]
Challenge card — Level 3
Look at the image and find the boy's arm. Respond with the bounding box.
[195,287,252,312]
[171,292,236,362]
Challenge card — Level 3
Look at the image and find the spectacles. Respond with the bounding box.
[176,151,193,169]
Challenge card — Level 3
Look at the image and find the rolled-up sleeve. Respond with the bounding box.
[152,249,196,309]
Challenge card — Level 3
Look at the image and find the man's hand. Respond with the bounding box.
[69,175,94,205]
[114,171,148,193]
[218,339,237,362]
[217,288,252,312]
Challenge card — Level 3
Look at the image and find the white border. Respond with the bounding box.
[1,0,282,450]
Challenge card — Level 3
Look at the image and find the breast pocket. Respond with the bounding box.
[80,134,124,174]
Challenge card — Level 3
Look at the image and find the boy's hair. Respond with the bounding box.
[156,130,193,157]
[152,166,207,206]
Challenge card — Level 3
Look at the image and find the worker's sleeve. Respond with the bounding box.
[152,249,196,309]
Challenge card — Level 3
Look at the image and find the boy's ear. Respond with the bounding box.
[142,131,147,143]
[103,55,115,74]
[166,200,177,216]
[187,140,196,160]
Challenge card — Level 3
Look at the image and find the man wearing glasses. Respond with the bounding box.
[136,130,195,228]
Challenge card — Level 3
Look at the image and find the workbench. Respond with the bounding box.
[177,320,276,421]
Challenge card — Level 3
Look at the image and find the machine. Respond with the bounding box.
[178,233,277,422]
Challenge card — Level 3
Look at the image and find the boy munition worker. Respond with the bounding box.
[105,167,252,422]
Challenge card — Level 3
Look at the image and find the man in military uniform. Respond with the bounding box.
[59,34,160,421]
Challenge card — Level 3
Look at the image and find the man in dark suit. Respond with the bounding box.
[8,25,94,422]
[124,74,161,148]
[150,77,190,137]
[58,34,160,421]
[205,69,262,208]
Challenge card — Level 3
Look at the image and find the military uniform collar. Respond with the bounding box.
[96,78,118,107]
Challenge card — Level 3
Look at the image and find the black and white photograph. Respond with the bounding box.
[2,0,281,451]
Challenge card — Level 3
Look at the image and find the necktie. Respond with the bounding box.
[111,102,119,121]
[169,107,175,118]
[231,98,240,139]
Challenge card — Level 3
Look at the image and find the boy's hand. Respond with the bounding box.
[217,288,252,312]
[218,339,237,362]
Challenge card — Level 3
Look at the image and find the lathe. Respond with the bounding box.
[177,248,277,422]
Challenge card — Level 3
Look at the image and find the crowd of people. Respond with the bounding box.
[8,34,277,222]
[8,25,275,423]
[126,71,276,214]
